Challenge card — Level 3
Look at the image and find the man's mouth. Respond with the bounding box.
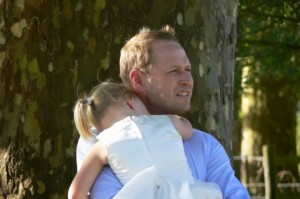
[177,91,189,97]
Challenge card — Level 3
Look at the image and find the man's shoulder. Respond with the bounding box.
[77,136,97,147]
[184,128,220,148]
[190,128,217,140]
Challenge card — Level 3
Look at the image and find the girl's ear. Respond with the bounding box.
[129,69,143,87]
[125,95,134,110]
[126,97,134,110]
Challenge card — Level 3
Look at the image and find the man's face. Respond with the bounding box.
[140,40,193,114]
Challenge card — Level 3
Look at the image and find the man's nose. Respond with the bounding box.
[180,71,193,86]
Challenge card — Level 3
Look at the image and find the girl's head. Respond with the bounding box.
[73,82,137,138]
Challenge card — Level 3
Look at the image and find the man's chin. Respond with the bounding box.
[172,106,191,115]
[149,104,190,114]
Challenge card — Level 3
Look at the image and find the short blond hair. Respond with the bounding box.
[119,25,178,88]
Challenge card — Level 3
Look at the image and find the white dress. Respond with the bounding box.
[97,115,223,199]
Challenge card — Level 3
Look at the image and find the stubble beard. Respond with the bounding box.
[153,101,191,115]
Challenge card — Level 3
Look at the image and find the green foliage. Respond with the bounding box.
[236,0,300,98]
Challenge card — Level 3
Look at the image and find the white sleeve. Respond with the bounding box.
[76,136,97,171]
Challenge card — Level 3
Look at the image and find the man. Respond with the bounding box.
[76,26,250,198]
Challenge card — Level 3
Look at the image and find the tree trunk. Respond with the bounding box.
[183,0,238,157]
[240,70,297,195]
[0,0,237,198]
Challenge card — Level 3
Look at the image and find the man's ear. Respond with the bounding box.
[129,69,143,87]
[130,69,146,97]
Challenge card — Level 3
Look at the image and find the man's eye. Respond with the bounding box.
[169,70,177,73]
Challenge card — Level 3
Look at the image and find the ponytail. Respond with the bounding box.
[73,98,96,138]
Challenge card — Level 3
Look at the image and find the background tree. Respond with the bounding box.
[235,0,300,195]
[183,0,238,157]
[0,0,238,198]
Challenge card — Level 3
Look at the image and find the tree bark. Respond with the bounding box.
[0,0,237,198]
[183,0,238,156]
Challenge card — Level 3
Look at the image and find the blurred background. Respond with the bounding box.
[233,1,300,198]
[0,0,299,198]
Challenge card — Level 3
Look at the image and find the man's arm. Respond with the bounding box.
[185,130,250,199]
[205,135,250,198]
[76,136,122,199]
[88,166,122,198]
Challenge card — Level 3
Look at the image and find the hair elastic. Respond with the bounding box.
[86,98,93,105]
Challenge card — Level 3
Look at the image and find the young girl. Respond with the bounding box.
[68,82,222,199]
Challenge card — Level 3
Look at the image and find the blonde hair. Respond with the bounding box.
[73,82,135,138]
[119,25,178,88]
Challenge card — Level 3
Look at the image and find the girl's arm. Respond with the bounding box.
[68,142,108,199]
[168,115,193,140]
